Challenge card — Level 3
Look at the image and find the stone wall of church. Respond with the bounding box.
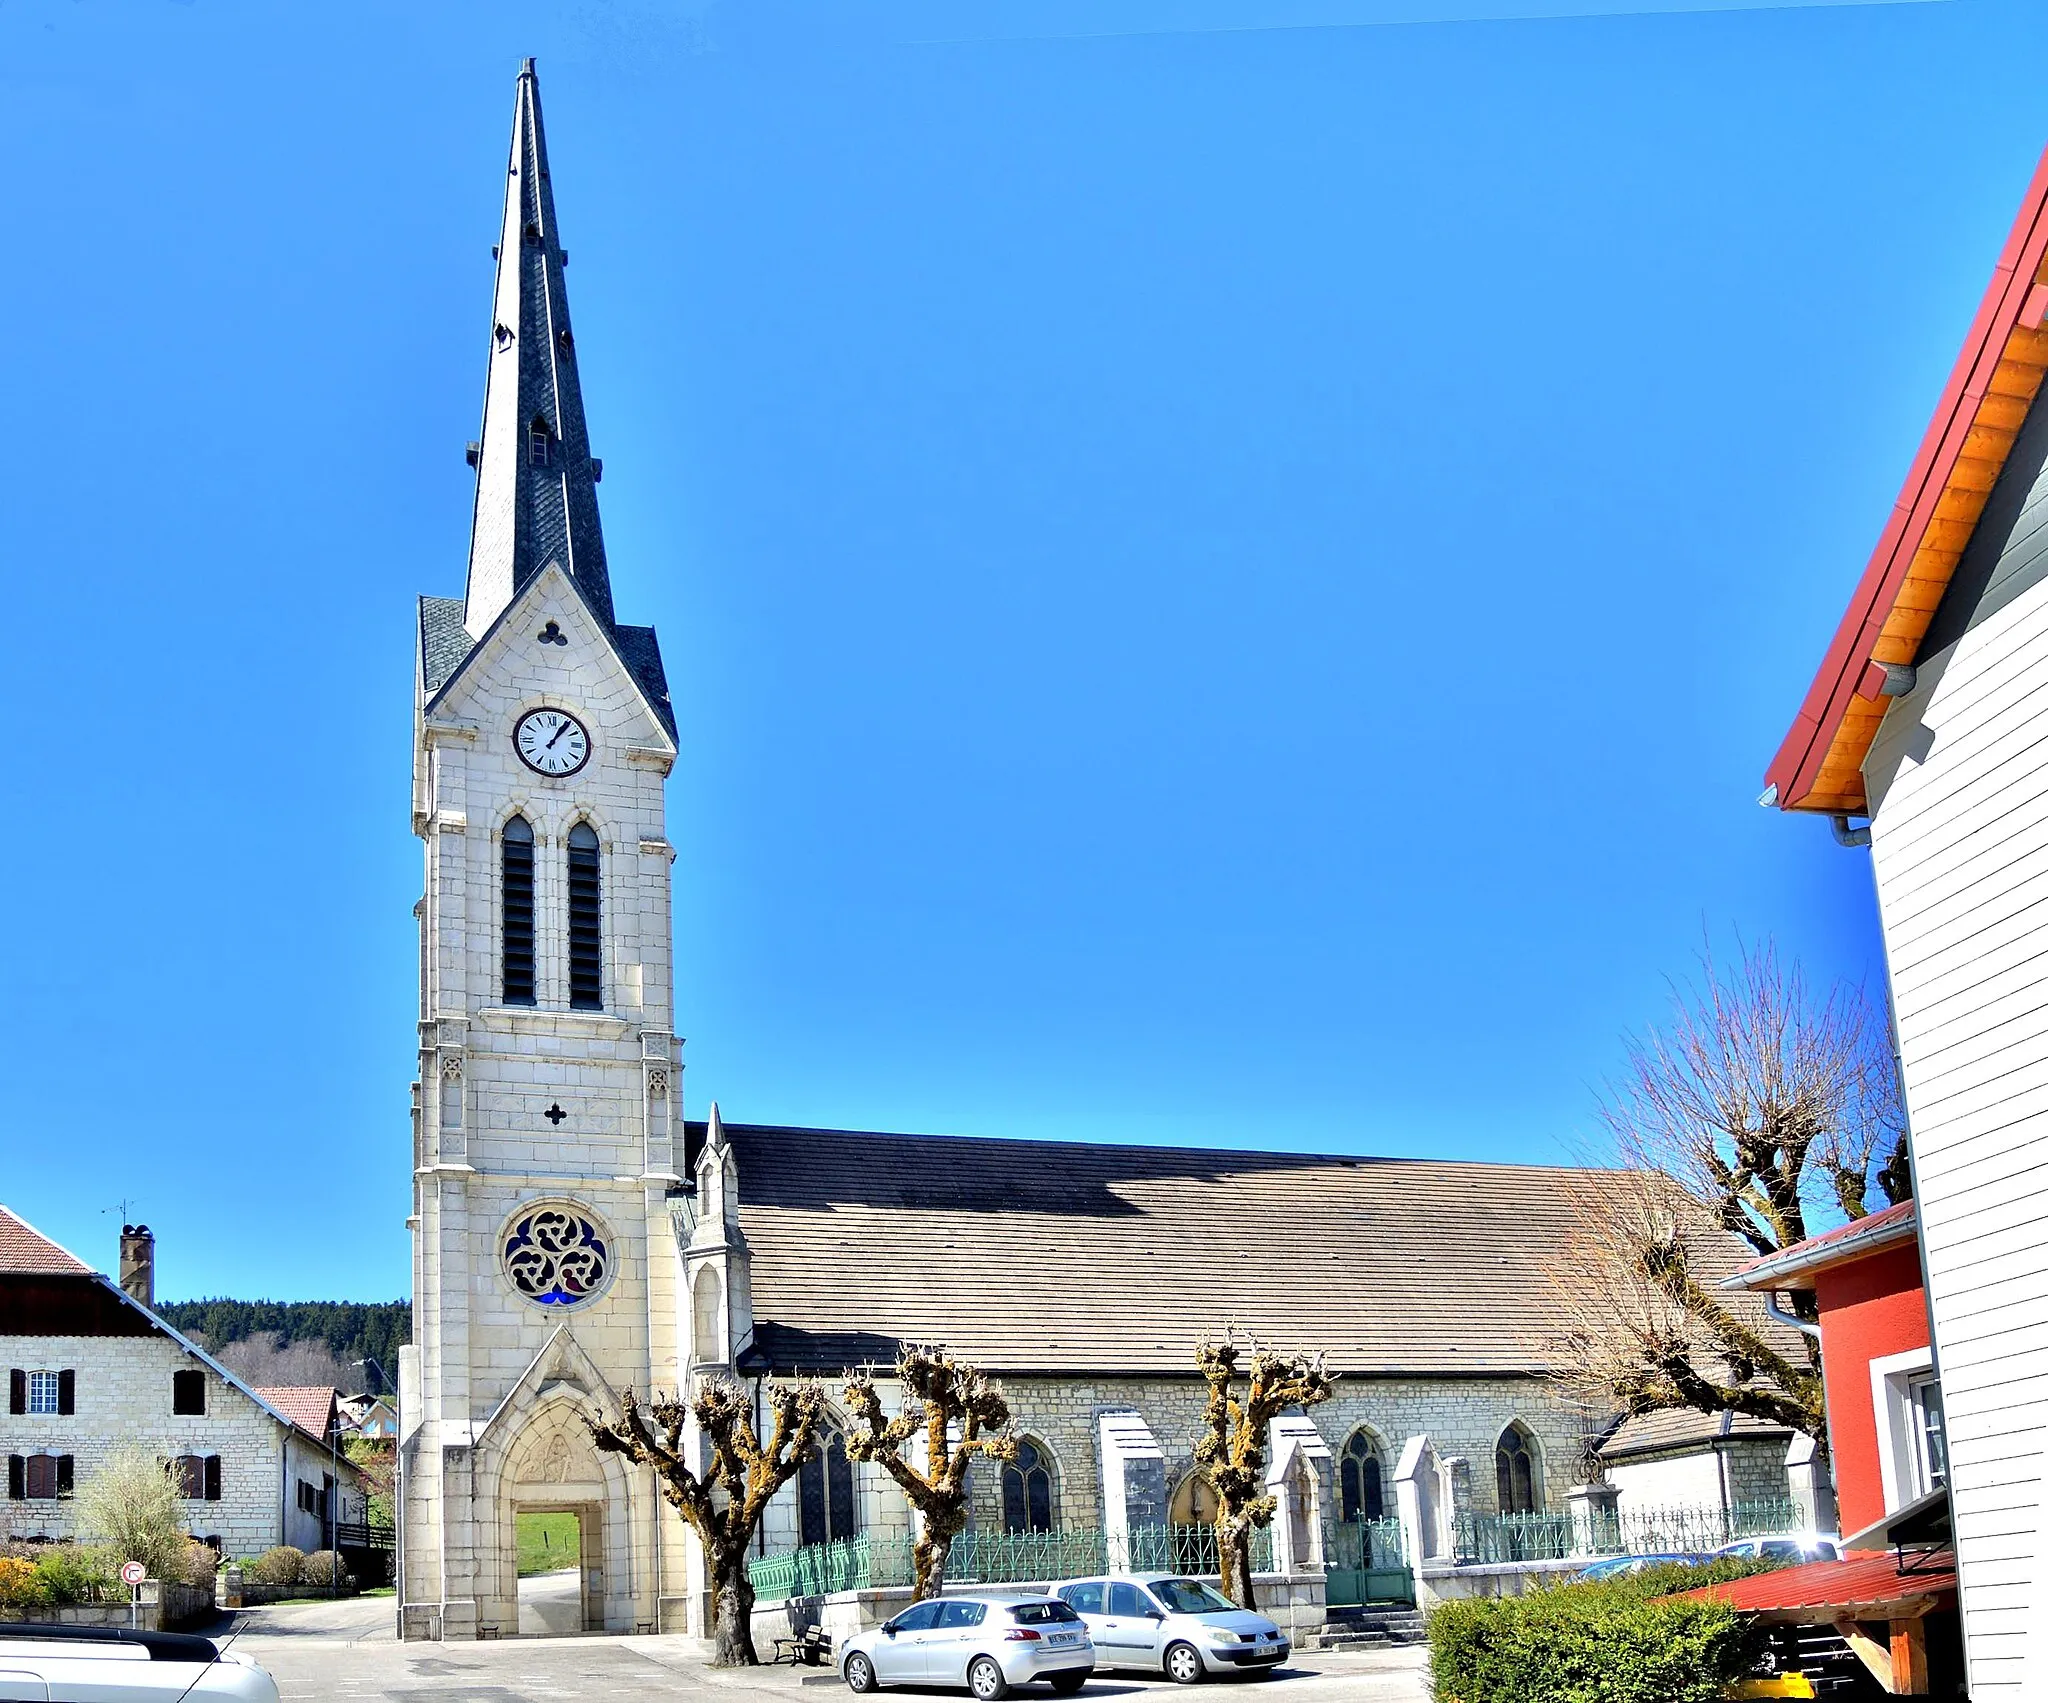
[758,1369,1595,1555]
[979,1374,1592,1527]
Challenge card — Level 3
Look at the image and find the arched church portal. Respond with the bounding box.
[482,1393,636,1636]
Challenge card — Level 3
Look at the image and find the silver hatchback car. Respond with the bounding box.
[840,1594,1095,1699]
[1054,1575,1290,1682]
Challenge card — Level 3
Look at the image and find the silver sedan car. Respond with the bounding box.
[1054,1575,1290,1682]
[841,1595,1094,1699]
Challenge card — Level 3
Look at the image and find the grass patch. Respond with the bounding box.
[516,1512,581,1577]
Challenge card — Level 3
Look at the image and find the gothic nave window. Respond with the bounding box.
[566,822,602,1009]
[502,815,537,1006]
[798,1424,858,1548]
[1340,1430,1384,1522]
[1001,1437,1055,1533]
[1495,1422,1538,1515]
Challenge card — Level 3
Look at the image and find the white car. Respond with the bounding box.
[840,1594,1094,1699]
[0,1626,279,1702]
[1054,1574,1290,1683]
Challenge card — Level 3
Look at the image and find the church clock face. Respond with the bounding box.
[514,708,590,776]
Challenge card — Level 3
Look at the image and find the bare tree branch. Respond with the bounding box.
[843,1343,1016,1601]
[1541,937,1900,1450]
[588,1377,823,1665]
[1191,1332,1335,1608]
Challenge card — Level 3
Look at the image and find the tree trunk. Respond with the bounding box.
[1217,1515,1259,1610]
[912,1529,954,1602]
[709,1548,760,1666]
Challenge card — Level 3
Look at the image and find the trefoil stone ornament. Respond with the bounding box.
[502,1203,612,1309]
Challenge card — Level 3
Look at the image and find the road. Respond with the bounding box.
[215,1596,1431,1703]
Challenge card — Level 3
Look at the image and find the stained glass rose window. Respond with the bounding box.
[503,1204,612,1307]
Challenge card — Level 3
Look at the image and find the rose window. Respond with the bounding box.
[503,1205,612,1307]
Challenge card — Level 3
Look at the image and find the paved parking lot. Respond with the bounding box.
[215,1597,1430,1703]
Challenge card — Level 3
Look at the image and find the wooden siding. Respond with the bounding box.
[1867,570,2048,1700]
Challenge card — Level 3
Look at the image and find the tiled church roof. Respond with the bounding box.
[700,1122,1650,1377]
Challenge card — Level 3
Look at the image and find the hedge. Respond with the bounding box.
[1429,1562,1767,1703]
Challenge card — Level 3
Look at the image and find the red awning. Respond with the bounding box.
[1665,1551,1956,1620]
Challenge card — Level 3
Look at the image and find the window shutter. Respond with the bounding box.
[7,1455,21,1500]
[57,1369,75,1415]
[7,1369,22,1414]
[204,1455,222,1502]
[56,1455,73,1497]
[566,822,603,1010]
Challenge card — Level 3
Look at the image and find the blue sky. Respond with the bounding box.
[3,0,2038,1301]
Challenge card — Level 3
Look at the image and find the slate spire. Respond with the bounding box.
[463,58,614,636]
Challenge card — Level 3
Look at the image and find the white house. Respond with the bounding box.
[1765,142,2048,1702]
[1,1211,365,1561]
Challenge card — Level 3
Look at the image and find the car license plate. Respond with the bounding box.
[1048,1633,1077,1645]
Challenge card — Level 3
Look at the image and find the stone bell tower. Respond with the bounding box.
[397,58,693,1640]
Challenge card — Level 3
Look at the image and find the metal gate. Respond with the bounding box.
[1325,1518,1412,1605]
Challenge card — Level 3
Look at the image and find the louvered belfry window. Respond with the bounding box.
[502,815,537,1006]
[567,822,602,1010]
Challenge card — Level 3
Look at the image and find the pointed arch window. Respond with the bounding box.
[798,1424,858,1547]
[1495,1423,1538,1515]
[1167,1471,1222,1573]
[1001,1438,1055,1533]
[501,816,536,1006]
[1340,1430,1385,1523]
[690,1267,723,1365]
[528,415,553,468]
[566,822,602,1010]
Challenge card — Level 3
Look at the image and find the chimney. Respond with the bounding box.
[119,1224,155,1308]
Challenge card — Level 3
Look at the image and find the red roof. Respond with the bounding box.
[255,1386,339,1437]
[1724,1199,1919,1292]
[1766,145,2048,814]
[0,1207,92,1275]
[1667,1550,1956,1618]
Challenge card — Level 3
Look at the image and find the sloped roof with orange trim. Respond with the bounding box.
[1767,145,2048,815]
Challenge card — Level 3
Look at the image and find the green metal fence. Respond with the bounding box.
[1453,1511,1577,1565]
[1325,1517,1411,1605]
[1598,1497,1802,1556]
[746,1497,1806,1604]
[1450,1497,1807,1568]
[749,1524,1275,1603]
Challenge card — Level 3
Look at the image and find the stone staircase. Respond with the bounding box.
[1316,1605,1427,1648]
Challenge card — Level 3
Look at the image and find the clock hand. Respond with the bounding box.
[545,719,571,750]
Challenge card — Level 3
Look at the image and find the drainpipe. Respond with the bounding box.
[1829,815,1871,849]
[1764,1295,1822,1340]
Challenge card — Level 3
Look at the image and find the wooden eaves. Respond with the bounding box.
[1766,142,2048,816]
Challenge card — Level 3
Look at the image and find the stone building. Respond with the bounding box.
[398,61,1780,1641]
[1,1212,365,1559]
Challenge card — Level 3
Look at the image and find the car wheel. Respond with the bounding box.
[968,1656,1010,1701]
[844,1653,879,1694]
[1164,1643,1205,1685]
[1048,1675,1088,1695]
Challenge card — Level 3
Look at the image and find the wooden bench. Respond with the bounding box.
[772,1627,834,1667]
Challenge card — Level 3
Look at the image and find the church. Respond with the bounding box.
[396,61,1750,1642]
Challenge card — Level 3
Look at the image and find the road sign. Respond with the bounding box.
[120,1560,147,1586]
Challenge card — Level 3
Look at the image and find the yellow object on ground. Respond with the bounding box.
[1728,1677,1816,1700]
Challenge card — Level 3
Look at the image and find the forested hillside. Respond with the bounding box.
[157,1300,410,1394]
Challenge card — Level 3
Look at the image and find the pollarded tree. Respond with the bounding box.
[1544,941,1909,1446]
[1192,1334,1336,1609]
[843,1343,1016,1600]
[588,1377,823,1666]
